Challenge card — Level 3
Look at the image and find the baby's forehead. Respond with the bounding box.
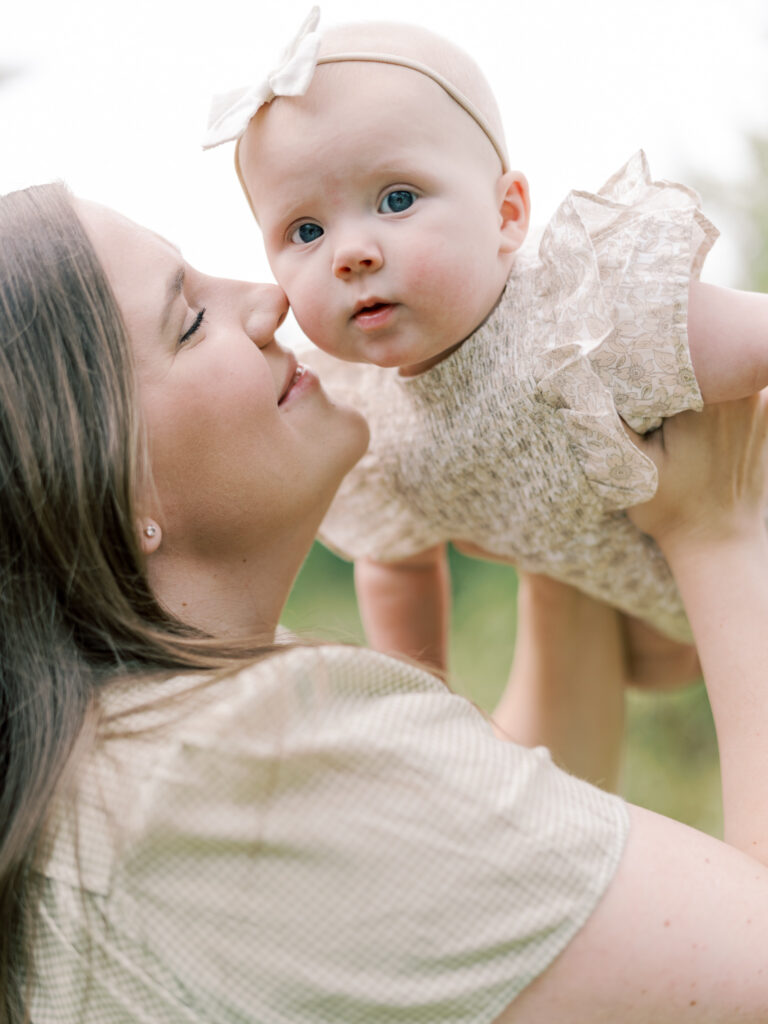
[315,21,508,171]
[246,62,487,169]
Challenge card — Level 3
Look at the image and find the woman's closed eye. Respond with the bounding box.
[178,308,206,347]
[290,222,324,245]
[378,189,417,214]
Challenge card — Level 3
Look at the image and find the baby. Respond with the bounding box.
[204,9,768,671]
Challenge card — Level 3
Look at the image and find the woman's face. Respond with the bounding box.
[76,200,368,565]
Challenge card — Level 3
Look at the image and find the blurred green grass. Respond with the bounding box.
[284,542,722,837]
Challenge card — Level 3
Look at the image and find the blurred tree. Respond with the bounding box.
[745,135,768,291]
[694,133,768,292]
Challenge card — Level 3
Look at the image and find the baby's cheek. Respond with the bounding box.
[287,293,339,355]
[411,254,474,308]
[290,290,323,334]
[282,266,324,321]
[295,272,346,343]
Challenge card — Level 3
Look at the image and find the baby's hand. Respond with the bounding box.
[626,394,768,553]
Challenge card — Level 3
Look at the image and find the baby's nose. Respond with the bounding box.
[333,239,383,278]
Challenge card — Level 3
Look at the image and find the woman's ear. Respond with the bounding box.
[138,519,162,556]
[496,170,531,254]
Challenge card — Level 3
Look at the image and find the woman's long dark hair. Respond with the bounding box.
[0,184,273,1022]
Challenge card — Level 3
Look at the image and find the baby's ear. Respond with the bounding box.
[496,171,530,254]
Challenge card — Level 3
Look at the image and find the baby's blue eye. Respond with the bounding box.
[379,190,416,214]
[291,222,324,244]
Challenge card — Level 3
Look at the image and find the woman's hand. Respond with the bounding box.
[626,393,768,555]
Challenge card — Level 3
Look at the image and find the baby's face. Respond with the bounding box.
[241,63,527,374]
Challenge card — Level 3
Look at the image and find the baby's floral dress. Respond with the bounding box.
[310,152,718,641]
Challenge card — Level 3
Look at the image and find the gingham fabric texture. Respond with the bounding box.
[30,645,628,1022]
[311,152,718,643]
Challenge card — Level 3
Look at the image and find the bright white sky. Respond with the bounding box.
[2,0,767,346]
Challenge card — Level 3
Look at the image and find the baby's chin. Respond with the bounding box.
[364,348,446,375]
[396,340,467,377]
[308,333,461,376]
[312,342,410,370]
[363,344,463,377]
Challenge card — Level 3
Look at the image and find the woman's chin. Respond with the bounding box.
[332,403,371,466]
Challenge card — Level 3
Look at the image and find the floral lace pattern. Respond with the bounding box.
[312,153,719,641]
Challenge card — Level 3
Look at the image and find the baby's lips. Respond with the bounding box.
[352,296,390,317]
[351,302,397,332]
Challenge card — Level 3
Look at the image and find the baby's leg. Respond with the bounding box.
[688,281,768,402]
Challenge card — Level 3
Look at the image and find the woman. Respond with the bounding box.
[2,182,768,1023]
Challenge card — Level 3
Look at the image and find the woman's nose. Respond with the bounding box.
[243,283,289,346]
[333,237,383,279]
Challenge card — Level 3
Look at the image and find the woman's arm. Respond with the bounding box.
[496,396,768,1022]
[501,803,768,1023]
[688,280,768,402]
[628,395,768,858]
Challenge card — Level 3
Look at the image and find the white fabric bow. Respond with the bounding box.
[203,7,322,150]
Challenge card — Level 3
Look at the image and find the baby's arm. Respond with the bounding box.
[688,280,768,401]
[354,544,450,674]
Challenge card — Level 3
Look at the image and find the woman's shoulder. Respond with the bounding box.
[89,643,627,852]
[35,645,466,893]
[164,643,453,733]
[101,643,441,725]
[81,645,456,780]
[41,643,631,894]
[33,644,629,1022]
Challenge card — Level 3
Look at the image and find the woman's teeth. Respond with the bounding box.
[280,364,306,404]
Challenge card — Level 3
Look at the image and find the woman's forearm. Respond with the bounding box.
[664,532,768,858]
[624,395,768,856]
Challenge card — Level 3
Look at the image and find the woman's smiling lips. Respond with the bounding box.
[352,299,397,331]
[277,359,314,407]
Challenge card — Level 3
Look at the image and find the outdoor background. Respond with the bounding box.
[3,0,768,832]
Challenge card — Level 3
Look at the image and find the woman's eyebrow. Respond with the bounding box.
[160,267,185,331]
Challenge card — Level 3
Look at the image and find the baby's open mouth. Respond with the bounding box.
[353,301,395,327]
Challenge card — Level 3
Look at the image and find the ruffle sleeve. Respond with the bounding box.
[530,150,717,511]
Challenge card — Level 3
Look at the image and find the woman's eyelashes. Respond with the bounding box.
[178,308,206,347]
